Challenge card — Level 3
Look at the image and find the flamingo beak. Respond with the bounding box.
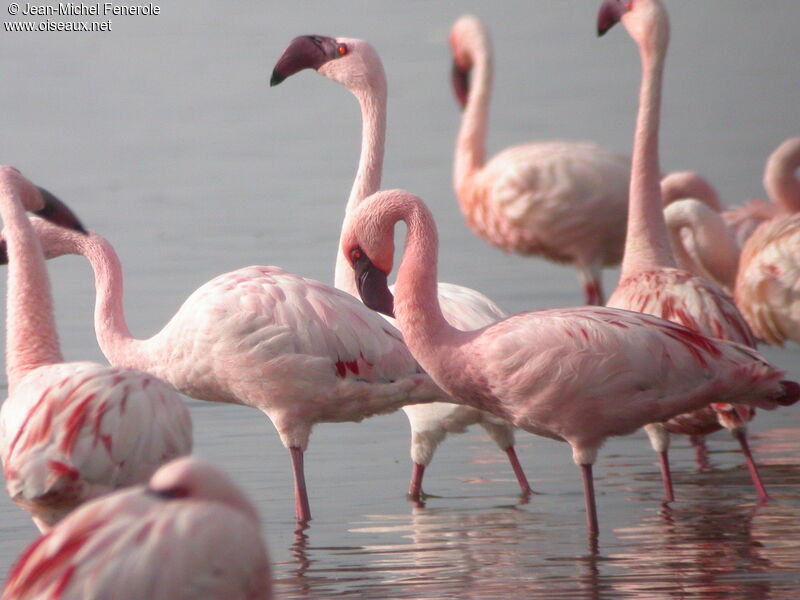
[0,240,6,265]
[451,61,470,109]
[597,0,626,37]
[353,252,395,318]
[270,35,339,86]
[34,187,88,235]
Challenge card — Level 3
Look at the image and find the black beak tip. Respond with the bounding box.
[270,70,285,87]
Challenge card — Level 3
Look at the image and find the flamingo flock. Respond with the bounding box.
[1,0,797,596]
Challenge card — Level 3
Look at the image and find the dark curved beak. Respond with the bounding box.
[451,61,470,109]
[353,252,395,318]
[270,35,339,86]
[34,187,88,235]
[0,240,6,265]
[597,0,625,37]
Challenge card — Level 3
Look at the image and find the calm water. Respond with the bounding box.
[1,1,800,598]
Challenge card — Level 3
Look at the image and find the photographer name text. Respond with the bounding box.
[12,2,159,16]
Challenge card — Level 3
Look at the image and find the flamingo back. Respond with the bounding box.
[461,141,629,266]
[736,214,800,345]
[0,362,191,527]
[2,477,271,599]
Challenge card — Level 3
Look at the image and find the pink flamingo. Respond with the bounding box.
[0,168,192,532]
[2,456,272,600]
[449,14,631,305]
[600,0,770,502]
[340,187,798,536]
[12,215,445,525]
[271,35,531,500]
[661,138,800,250]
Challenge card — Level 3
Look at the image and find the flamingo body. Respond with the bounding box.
[459,141,629,269]
[2,457,272,600]
[1,362,191,530]
[736,214,800,346]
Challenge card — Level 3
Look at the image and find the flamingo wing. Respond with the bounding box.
[2,489,270,600]
[736,214,800,345]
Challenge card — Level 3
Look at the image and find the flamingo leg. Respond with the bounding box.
[408,462,425,500]
[732,430,769,502]
[504,446,532,495]
[689,434,712,472]
[658,450,675,503]
[580,464,599,537]
[289,447,312,523]
[583,280,604,306]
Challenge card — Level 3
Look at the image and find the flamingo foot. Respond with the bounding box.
[690,434,712,472]
[504,446,532,496]
[580,464,599,538]
[733,430,769,503]
[289,446,312,523]
[658,450,675,503]
[407,462,425,501]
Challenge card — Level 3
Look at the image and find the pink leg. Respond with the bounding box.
[732,430,769,503]
[505,446,532,495]
[580,464,599,537]
[408,462,425,500]
[690,434,712,472]
[584,280,604,306]
[289,447,312,523]
[658,450,675,503]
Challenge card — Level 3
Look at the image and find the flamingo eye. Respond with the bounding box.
[351,248,363,263]
[337,43,348,56]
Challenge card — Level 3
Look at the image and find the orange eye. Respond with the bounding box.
[337,44,348,56]
[351,248,362,261]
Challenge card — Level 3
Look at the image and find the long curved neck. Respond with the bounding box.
[392,199,460,357]
[453,38,492,199]
[765,140,800,213]
[334,75,388,296]
[665,200,739,293]
[620,31,675,280]
[81,234,150,371]
[2,186,62,391]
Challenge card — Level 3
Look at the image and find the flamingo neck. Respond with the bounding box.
[392,198,460,360]
[81,234,150,371]
[453,37,492,201]
[665,200,739,293]
[335,73,387,296]
[1,185,62,391]
[764,140,800,213]
[620,39,675,280]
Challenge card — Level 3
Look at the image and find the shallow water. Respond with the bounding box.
[1,1,799,598]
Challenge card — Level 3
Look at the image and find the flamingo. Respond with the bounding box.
[0,167,192,532]
[8,213,446,525]
[600,0,771,502]
[1,456,272,600]
[449,14,631,305]
[270,35,531,500]
[340,187,798,537]
[661,138,800,251]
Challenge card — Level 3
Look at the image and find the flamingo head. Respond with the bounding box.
[449,15,489,109]
[148,457,262,525]
[0,212,92,265]
[342,194,398,318]
[0,167,87,234]
[271,35,384,93]
[597,0,669,57]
